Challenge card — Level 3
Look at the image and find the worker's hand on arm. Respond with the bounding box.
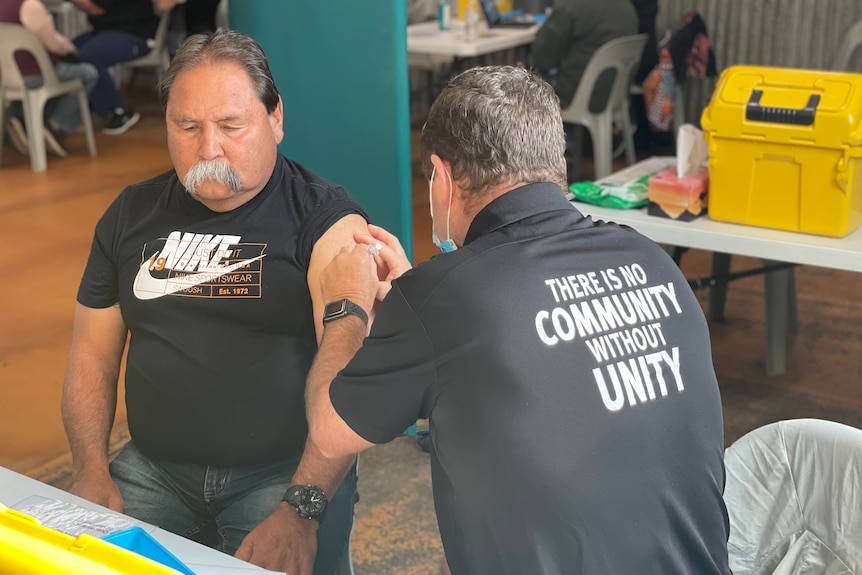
[61,303,127,512]
[319,243,380,315]
[234,502,318,575]
[355,223,412,302]
[306,214,369,341]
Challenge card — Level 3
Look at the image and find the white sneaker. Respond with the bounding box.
[6,117,29,156]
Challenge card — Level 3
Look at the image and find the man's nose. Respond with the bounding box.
[199,125,224,160]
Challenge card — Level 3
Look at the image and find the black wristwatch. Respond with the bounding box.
[283,484,328,522]
[322,299,368,326]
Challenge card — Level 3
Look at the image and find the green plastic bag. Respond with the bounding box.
[569,175,650,210]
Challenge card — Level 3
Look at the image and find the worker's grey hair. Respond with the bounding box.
[420,65,567,198]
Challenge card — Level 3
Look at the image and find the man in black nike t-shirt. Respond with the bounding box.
[61,29,367,575]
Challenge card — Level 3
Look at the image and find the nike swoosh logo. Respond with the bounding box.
[133,255,265,300]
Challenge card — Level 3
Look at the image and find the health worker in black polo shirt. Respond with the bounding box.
[304,65,732,575]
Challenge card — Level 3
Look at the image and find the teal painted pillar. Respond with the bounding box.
[230,0,413,258]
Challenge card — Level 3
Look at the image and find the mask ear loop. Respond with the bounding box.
[444,167,454,242]
[428,166,436,221]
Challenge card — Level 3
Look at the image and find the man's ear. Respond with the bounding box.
[429,154,454,204]
[270,96,284,144]
[429,154,445,178]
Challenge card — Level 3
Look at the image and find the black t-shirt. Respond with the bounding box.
[331,184,730,575]
[78,155,369,466]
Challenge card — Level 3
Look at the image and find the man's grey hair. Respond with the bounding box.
[421,65,567,197]
[158,28,280,114]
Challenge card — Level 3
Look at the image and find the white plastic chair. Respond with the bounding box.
[559,33,648,180]
[0,23,97,172]
[724,419,862,575]
[113,7,172,89]
[832,19,862,71]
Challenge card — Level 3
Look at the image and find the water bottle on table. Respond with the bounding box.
[464,0,481,43]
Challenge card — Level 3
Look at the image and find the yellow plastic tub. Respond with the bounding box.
[701,65,862,237]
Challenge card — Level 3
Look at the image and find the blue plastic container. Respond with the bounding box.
[102,527,196,575]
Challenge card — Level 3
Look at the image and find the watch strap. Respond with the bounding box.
[322,299,368,326]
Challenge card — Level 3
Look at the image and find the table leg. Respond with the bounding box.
[708,252,731,321]
[763,261,792,376]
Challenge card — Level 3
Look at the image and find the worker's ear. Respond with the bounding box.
[429,154,454,210]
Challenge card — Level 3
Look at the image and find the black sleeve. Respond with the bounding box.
[76,195,122,309]
[296,192,370,269]
[329,283,436,444]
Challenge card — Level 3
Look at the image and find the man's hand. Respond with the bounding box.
[355,224,412,301]
[69,467,124,512]
[235,503,318,575]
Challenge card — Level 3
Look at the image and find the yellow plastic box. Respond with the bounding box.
[0,504,182,575]
[701,65,862,237]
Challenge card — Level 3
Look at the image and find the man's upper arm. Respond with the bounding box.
[306,213,369,342]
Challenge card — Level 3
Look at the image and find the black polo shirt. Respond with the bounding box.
[330,183,730,575]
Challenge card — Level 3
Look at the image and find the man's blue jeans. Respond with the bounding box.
[110,442,358,575]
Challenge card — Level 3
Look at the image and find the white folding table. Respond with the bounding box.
[406,20,542,112]
[407,20,540,58]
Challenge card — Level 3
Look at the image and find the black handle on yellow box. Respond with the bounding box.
[746,90,820,126]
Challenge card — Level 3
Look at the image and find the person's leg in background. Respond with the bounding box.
[73,30,149,134]
[5,61,97,158]
[41,61,99,156]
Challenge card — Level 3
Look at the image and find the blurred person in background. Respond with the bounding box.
[0,0,98,156]
[69,0,159,134]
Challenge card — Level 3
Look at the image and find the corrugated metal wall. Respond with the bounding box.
[656,0,862,126]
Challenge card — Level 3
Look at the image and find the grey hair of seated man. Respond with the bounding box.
[420,65,568,199]
[158,28,280,115]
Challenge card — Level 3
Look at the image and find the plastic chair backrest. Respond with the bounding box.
[833,19,862,71]
[0,23,61,92]
[724,418,862,575]
[559,33,648,179]
[563,34,647,119]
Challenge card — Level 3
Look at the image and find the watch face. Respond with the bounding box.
[300,487,326,515]
[323,300,347,319]
[287,485,327,519]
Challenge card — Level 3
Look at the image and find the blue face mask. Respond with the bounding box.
[429,166,458,253]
